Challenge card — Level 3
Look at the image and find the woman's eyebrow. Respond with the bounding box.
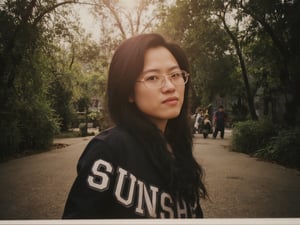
[142,66,180,74]
[142,68,160,74]
[168,66,181,71]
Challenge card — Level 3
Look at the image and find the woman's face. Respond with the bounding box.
[131,46,185,132]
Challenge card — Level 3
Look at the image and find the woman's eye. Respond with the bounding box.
[145,75,159,81]
[170,72,181,79]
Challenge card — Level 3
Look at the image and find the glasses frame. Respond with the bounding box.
[136,70,190,89]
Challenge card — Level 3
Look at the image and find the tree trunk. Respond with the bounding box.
[241,3,298,126]
[220,16,258,120]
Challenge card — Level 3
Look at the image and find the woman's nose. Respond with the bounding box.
[161,76,176,91]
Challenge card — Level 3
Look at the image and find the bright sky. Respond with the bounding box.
[73,0,175,41]
[72,0,138,40]
[119,0,138,11]
[76,4,101,40]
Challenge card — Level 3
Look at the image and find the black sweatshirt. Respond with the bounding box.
[62,126,203,219]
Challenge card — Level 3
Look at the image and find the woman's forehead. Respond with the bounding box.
[142,47,179,71]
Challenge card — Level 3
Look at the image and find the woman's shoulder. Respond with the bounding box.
[77,126,134,172]
[84,126,136,155]
[94,126,133,144]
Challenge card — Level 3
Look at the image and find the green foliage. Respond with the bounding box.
[255,128,300,169]
[0,0,82,158]
[17,99,60,150]
[157,0,300,124]
[232,119,299,169]
[0,115,21,159]
[231,101,248,123]
[156,0,242,110]
[48,75,75,132]
[232,119,277,154]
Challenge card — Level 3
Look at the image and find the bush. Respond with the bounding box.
[255,128,300,169]
[232,119,277,154]
[17,100,60,150]
[0,115,21,160]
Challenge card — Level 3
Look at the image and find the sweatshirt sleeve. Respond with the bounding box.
[62,138,116,219]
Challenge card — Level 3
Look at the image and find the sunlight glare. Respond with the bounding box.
[119,0,138,11]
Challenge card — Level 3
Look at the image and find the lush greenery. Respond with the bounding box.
[232,119,277,154]
[157,0,300,169]
[0,0,299,166]
[0,1,106,159]
[255,128,300,169]
[157,0,300,124]
[232,120,300,169]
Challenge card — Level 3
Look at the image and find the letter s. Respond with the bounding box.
[87,159,113,192]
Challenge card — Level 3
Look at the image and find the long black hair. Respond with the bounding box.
[107,33,207,203]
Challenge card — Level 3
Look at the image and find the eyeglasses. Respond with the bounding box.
[136,70,189,89]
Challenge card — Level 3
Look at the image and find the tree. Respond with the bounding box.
[204,0,257,120]
[0,0,80,156]
[238,0,300,125]
[0,0,76,109]
[157,0,238,111]
[157,0,300,124]
[90,0,168,41]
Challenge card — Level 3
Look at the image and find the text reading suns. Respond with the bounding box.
[87,159,198,218]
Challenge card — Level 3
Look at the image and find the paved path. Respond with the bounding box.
[0,136,93,219]
[0,130,299,219]
[196,130,300,218]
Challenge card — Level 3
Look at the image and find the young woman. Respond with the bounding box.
[62,33,207,219]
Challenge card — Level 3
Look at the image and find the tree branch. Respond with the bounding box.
[102,0,127,40]
[33,0,77,26]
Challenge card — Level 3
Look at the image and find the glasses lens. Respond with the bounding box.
[142,71,189,88]
[143,77,160,88]
[172,71,188,85]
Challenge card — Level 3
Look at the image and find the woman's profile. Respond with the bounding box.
[62,33,207,219]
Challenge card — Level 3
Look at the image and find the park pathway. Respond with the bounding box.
[196,130,300,218]
[0,136,93,219]
[0,130,300,219]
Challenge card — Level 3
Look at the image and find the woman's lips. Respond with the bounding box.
[162,97,179,105]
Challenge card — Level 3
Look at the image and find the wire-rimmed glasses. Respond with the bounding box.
[136,70,189,89]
